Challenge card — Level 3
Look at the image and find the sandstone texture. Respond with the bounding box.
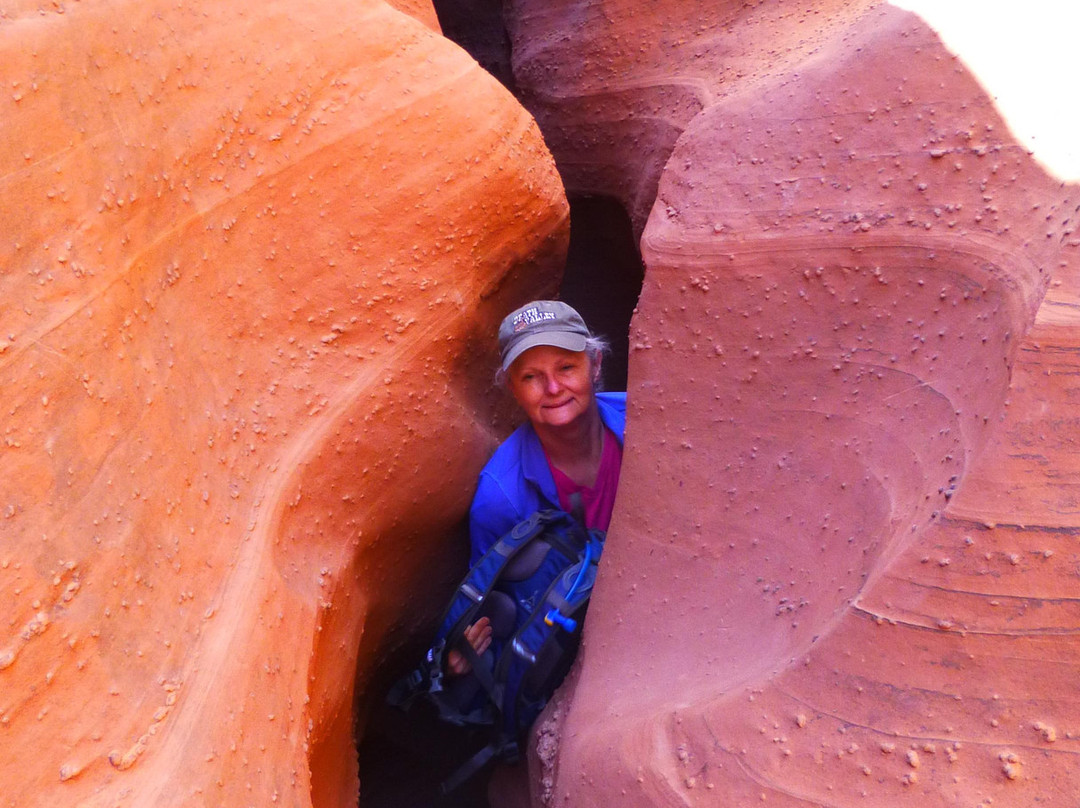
[0,2,568,806]
[499,1,1080,805]
[6,0,1080,806]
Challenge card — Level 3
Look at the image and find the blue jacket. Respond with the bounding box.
[468,392,627,564]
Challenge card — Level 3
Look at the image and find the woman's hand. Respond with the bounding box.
[446,616,493,676]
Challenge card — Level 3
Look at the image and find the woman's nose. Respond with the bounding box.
[544,374,562,394]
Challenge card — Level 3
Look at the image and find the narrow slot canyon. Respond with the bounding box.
[355,194,645,808]
[3,3,1080,808]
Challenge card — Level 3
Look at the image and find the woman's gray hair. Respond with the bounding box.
[495,332,611,389]
[584,334,610,391]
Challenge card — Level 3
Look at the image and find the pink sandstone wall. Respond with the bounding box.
[498,1,1080,806]
[0,1,567,806]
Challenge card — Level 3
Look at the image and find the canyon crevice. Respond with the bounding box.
[2,1,1079,807]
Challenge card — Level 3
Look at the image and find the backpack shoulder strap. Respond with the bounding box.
[390,510,577,709]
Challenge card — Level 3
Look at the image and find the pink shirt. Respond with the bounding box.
[548,427,623,531]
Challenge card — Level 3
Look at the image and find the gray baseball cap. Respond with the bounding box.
[498,300,589,371]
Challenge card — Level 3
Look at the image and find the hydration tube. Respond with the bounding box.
[544,539,596,632]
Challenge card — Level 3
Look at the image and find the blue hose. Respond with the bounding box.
[544,541,595,633]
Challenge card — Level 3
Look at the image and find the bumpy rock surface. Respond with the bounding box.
[501,1,1080,805]
[0,2,567,806]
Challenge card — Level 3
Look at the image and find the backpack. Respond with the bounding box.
[388,508,604,793]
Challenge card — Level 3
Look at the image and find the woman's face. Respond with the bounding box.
[507,345,597,430]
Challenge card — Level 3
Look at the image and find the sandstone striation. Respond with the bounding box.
[506,0,884,235]
[6,0,1080,805]
[0,1,567,806]
[498,1,1080,805]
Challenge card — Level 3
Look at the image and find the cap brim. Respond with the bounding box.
[501,331,588,371]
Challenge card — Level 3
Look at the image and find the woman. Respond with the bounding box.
[448,299,626,674]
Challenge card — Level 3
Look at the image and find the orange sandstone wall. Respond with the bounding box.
[499,1,1080,806]
[0,2,568,807]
